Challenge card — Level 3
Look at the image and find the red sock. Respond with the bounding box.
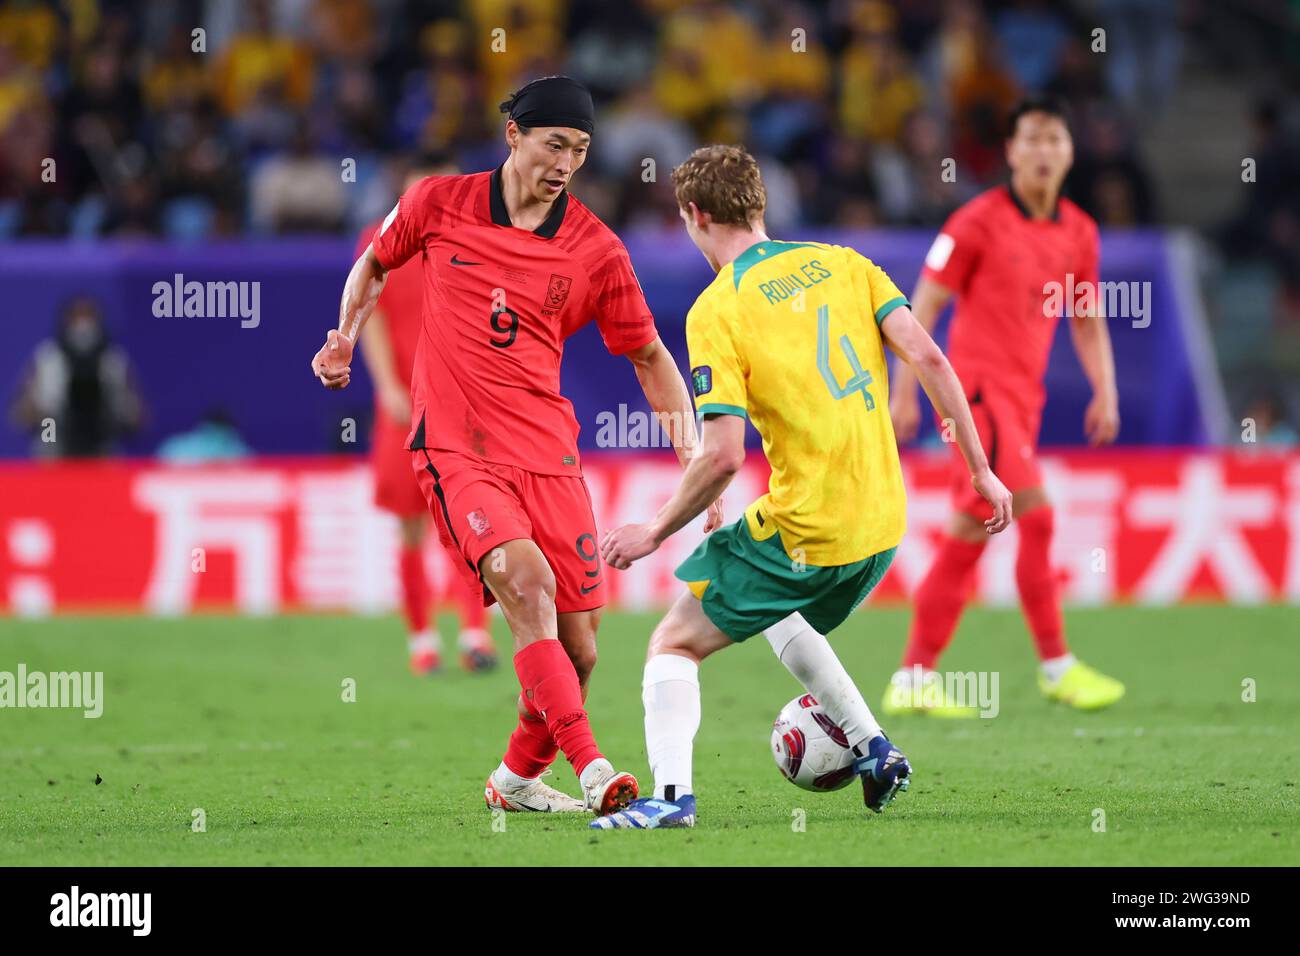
[502,694,559,779]
[398,546,429,634]
[902,535,986,670]
[1016,506,1068,660]
[513,639,601,777]
[457,580,487,631]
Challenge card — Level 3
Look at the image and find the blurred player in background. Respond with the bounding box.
[313,76,720,817]
[594,146,1012,829]
[355,151,497,676]
[887,95,1125,715]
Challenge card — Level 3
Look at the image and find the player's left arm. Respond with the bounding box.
[314,179,436,390]
[601,413,745,570]
[881,305,1012,533]
[625,336,724,533]
[1067,225,1120,446]
[1069,308,1119,446]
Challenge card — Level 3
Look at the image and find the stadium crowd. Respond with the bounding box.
[0,0,1171,239]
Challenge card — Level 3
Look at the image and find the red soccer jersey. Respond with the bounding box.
[355,222,422,389]
[370,166,658,476]
[921,185,1100,414]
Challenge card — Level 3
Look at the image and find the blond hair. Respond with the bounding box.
[670,145,766,226]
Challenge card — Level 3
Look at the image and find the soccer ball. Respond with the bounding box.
[770,694,857,792]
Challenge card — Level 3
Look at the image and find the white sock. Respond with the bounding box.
[408,630,440,654]
[642,653,700,800]
[1040,653,1077,683]
[493,760,535,787]
[764,613,881,750]
[457,627,490,652]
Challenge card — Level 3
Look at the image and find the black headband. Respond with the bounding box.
[499,76,594,135]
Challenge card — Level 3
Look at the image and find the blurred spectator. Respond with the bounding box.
[468,0,566,124]
[157,408,252,463]
[872,110,970,224]
[1099,0,1183,120]
[594,86,694,181]
[142,25,212,112]
[921,0,990,111]
[747,3,832,162]
[654,0,761,142]
[249,117,348,233]
[392,20,488,152]
[10,296,145,457]
[1069,106,1156,226]
[565,2,657,100]
[1219,98,1300,281]
[993,0,1069,93]
[803,135,881,226]
[155,97,245,239]
[839,2,925,145]
[935,1,1020,184]
[63,40,145,210]
[0,0,60,73]
[310,0,379,66]
[0,36,40,136]
[0,52,64,236]
[214,0,314,117]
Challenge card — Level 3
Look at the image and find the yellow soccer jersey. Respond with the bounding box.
[688,239,909,566]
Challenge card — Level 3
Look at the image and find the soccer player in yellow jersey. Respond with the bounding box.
[591,146,1013,830]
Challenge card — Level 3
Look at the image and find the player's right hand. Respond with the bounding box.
[890,391,921,444]
[972,468,1012,534]
[703,497,725,533]
[311,329,354,390]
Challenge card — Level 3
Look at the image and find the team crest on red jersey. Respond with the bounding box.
[545,274,573,310]
[467,508,493,538]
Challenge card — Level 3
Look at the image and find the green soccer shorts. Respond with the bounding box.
[674,516,897,641]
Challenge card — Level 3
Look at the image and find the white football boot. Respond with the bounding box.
[579,758,639,816]
[484,769,585,813]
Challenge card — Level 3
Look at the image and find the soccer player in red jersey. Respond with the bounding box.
[887,95,1126,714]
[311,76,721,815]
[355,152,497,676]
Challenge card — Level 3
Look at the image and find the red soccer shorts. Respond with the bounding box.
[947,384,1043,521]
[412,448,606,612]
[373,409,427,517]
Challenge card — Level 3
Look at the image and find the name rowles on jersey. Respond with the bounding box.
[757,259,834,305]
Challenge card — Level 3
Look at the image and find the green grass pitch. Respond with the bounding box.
[1,606,1296,866]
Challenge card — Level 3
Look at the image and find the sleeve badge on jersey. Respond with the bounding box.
[467,508,493,539]
[924,232,955,270]
[546,274,573,310]
[691,365,713,397]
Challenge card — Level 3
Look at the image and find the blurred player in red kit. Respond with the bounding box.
[355,151,497,676]
[312,76,721,816]
[887,95,1126,714]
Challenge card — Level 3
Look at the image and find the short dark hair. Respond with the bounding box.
[1007,94,1071,138]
